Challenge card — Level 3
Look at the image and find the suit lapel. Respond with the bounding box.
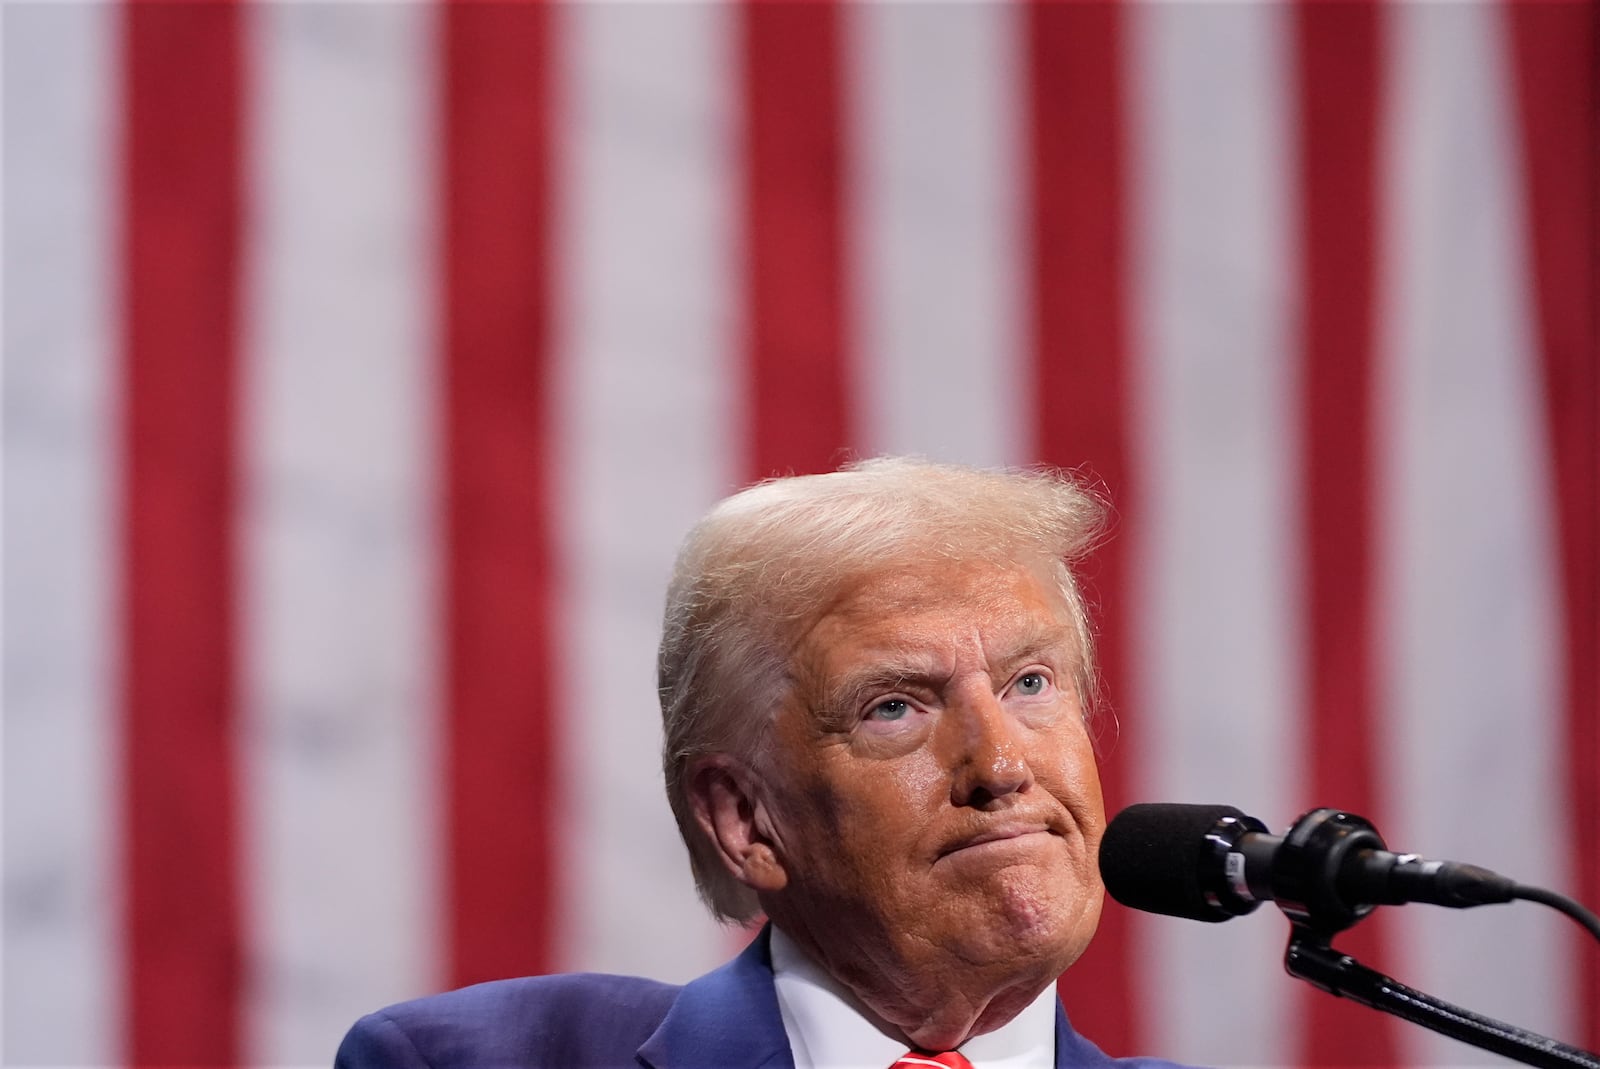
[637,926,796,1069]
[1054,1001,1119,1068]
[641,931,1119,1069]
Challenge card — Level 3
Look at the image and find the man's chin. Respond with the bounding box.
[941,874,1100,974]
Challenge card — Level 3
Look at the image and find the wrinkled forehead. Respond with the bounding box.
[785,554,1080,679]
[820,552,1069,617]
[716,531,1052,623]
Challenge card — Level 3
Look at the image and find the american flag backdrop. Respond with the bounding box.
[3,1,1595,1067]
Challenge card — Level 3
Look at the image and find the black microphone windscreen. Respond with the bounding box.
[1099,803,1247,922]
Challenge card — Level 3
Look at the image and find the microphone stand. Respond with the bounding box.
[1283,925,1600,1069]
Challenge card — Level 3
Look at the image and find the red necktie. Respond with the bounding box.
[890,1052,974,1069]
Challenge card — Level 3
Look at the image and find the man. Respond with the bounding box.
[337,458,1192,1069]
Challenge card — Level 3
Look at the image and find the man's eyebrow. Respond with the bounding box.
[998,622,1080,668]
[814,624,1079,715]
[818,659,934,716]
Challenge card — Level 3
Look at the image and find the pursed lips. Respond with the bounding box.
[938,822,1055,859]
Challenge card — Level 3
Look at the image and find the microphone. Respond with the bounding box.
[1099,803,1518,933]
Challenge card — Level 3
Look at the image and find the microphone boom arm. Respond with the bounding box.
[1283,926,1600,1069]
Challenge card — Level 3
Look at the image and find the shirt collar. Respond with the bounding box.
[769,926,1058,1069]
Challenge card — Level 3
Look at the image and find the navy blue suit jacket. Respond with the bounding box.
[336,929,1194,1069]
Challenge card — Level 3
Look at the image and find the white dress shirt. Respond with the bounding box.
[769,927,1058,1069]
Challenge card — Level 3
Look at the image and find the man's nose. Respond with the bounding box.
[944,690,1032,807]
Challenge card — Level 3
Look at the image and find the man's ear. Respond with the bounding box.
[687,756,788,894]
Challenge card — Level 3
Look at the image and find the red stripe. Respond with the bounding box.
[1505,0,1599,1047]
[442,0,558,987]
[740,0,853,478]
[120,2,244,1062]
[1022,2,1137,1053]
[1291,3,1401,1065]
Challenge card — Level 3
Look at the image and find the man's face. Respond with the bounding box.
[757,554,1105,1005]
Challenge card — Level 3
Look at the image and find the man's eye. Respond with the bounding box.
[867,698,911,722]
[1014,672,1047,696]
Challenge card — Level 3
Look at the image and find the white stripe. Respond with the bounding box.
[1376,4,1572,1060]
[240,5,442,1063]
[1125,3,1300,1064]
[551,0,738,980]
[846,1,1026,467]
[1,4,120,1064]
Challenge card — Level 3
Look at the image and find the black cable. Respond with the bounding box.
[1285,931,1600,1069]
[1512,883,1600,944]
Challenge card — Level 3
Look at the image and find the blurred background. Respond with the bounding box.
[4,1,1594,1066]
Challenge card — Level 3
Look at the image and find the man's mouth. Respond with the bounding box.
[938,823,1055,859]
